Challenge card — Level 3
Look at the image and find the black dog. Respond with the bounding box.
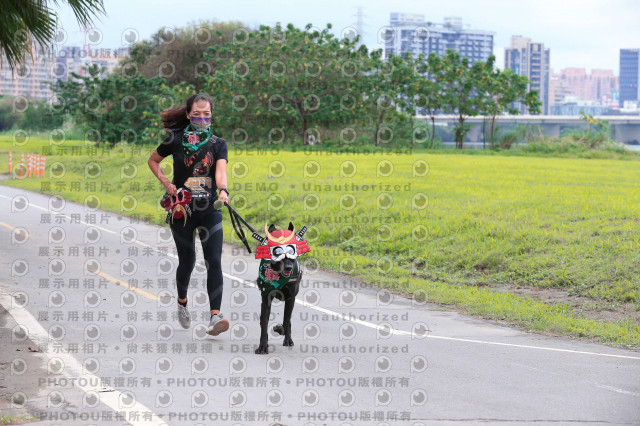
[253,223,309,354]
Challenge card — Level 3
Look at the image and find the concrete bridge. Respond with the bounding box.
[415,115,640,144]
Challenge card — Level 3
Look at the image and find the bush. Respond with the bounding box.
[492,113,625,156]
[519,135,627,155]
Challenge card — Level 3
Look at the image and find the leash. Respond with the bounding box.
[214,200,266,254]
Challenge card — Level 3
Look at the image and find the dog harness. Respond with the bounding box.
[257,259,297,293]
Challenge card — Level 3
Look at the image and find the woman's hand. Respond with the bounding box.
[218,190,230,204]
[164,181,177,196]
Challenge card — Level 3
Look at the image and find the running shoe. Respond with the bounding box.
[207,313,229,336]
[177,302,191,329]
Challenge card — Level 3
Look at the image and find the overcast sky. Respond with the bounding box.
[55,0,639,75]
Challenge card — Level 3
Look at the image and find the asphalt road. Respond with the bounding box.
[1,184,639,426]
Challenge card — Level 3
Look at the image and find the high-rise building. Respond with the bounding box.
[86,47,130,77]
[504,36,550,114]
[53,46,85,83]
[384,14,494,65]
[560,68,589,101]
[589,69,618,104]
[619,49,639,107]
[550,68,618,105]
[0,46,129,102]
[0,45,56,101]
[549,70,570,105]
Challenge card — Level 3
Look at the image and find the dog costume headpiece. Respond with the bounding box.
[255,222,310,261]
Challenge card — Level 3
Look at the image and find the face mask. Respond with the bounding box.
[190,116,211,131]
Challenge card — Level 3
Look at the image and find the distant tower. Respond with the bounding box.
[619,49,640,108]
[81,23,91,77]
[353,6,366,47]
[505,35,550,114]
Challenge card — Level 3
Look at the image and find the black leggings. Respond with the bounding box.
[169,204,224,311]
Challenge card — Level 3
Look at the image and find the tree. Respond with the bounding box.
[203,23,370,144]
[0,0,105,71]
[440,50,488,149]
[50,63,166,146]
[365,52,419,145]
[0,96,19,130]
[19,99,64,131]
[126,20,246,90]
[476,61,541,148]
[414,53,445,144]
[0,95,63,132]
[399,53,427,143]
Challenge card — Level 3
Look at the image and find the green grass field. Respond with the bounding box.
[2,134,640,348]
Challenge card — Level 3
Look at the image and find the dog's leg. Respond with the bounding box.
[255,291,271,354]
[282,294,295,346]
[282,269,301,346]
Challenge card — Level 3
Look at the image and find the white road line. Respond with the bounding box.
[0,290,167,426]
[513,362,640,398]
[594,384,640,397]
[513,363,640,397]
[421,334,640,360]
[0,193,123,236]
[2,191,640,361]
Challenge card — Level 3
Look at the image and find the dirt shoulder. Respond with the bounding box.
[476,281,640,324]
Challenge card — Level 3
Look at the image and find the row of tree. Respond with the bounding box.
[0,96,63,132]
[48,21,541,148]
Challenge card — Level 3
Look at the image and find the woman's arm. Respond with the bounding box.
[215,158,229,203]
[148,150,176,196]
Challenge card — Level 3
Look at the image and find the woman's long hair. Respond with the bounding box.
[161,93,213,130]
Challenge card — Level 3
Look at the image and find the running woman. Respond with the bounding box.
[147,93,230,336]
